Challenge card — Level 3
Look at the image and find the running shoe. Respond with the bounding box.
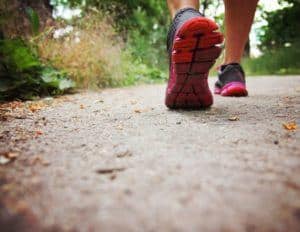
[214,63,248,96]
[165,7,223,109]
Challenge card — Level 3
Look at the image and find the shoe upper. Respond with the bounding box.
[166,7,203,55]
[215,63,245,88]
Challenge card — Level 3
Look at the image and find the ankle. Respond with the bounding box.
[171,5,199,18]
[221,62,241,66]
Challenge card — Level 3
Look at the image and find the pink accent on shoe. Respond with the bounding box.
[214,82,248,97]
[214,86,221,94]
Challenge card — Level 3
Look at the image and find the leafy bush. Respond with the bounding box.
[242,42,300,75]
[34,13,166,89]
[0,39,74,100]
[126,6,169,71]
[259,0,300,51]
[51,0,169,81]
[25,7,40,35]
[35,14,126,88]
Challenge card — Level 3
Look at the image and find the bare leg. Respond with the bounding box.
[223,0,258,64]
[167,0,199,18]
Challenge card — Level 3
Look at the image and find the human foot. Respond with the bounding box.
[165,8,223,109]
[214,63,248,97]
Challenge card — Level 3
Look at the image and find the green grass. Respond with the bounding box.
[242,44,300,75]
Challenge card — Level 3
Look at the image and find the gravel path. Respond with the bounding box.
[0,76,300,232]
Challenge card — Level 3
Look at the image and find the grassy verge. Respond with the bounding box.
[242,44,300,75]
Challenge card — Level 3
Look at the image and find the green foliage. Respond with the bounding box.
[126,3,169,70]
[250,0,300,75]
[242,42,300,75]
[0,39,74,100]
[81,0,170,74]
[51,0,169,80]
[259,0,300,51]
[25,7,40,35]
[122,57,167,86]
[115,0,169,80]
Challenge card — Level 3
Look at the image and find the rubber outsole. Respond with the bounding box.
[165,17,223,109]
[214,82,248,97]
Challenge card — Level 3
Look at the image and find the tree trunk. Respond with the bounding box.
[202,0,208,16]
[0,0,53,38]
[243,38,250,58]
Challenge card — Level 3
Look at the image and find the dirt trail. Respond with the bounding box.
[0,76,300,232]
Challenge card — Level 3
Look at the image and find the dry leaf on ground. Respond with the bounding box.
[28,102,45,112]
[283,122,297,131]
[6,152,19,159]
[36,130,43,136]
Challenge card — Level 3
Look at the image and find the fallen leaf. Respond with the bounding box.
[4,101,23,110]
[36,130,43,135]
[28,102,45,112]
[134,109,142,113]
[228,116,239,121]
[283,122,297,131]
[6,152,19,159]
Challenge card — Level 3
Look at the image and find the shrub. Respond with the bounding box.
[242,43,300,75]
[35,14,127,88]
[34,13,166,89]
[0,39,74,100]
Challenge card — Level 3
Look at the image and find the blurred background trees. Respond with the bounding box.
[1,0,299,100]
[0,0,53,37]
[259,0,300,51]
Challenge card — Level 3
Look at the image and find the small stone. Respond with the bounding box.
[0,156,10,165]
[116,150,132,158]
[124,189,132,195]
[110,174,117,180]
[228,116,239,121]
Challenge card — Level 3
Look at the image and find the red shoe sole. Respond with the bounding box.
[165,17,223,109]
[214,82,248,97]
